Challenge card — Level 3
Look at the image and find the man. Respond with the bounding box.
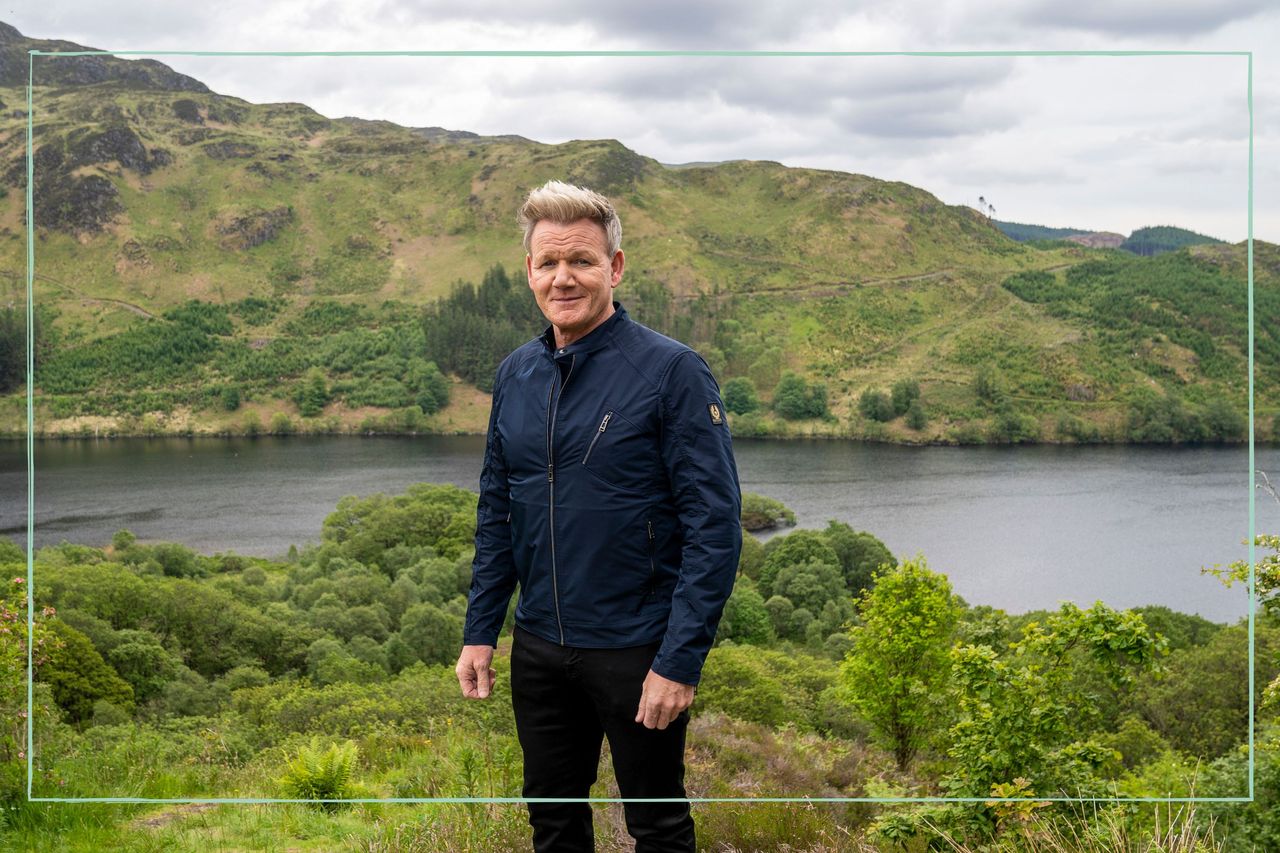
[455,180,742,852]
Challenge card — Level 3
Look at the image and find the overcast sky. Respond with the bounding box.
[11,1,1278,242]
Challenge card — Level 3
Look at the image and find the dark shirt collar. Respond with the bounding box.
[540,302,629,358]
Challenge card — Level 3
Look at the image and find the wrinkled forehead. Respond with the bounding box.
[528,218,610,257]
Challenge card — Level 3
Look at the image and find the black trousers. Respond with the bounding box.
[510,626,696,853]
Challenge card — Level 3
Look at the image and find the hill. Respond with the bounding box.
[0,22,1272,444]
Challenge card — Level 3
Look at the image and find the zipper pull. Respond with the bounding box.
[547,463,554,483]
[599,412,612,432]
[647,520,655,540]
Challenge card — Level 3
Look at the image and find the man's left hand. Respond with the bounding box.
[634,669,695,730]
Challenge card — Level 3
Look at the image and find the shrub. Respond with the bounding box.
[858,389,895,422]
[773,372,828,420]
[722,377,759,415]
[891,378,920,416]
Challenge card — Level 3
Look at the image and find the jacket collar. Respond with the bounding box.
[540,302,629,359]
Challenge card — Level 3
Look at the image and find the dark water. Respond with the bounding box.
[1,436,1274,622]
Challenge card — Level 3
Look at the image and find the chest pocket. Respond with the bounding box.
[580,406,664,494]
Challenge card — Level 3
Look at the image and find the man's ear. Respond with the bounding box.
[610,249,625,288]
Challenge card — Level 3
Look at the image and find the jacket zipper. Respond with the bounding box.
[637,519,657,613]
[546,355,576,645]
[581,410,613,465]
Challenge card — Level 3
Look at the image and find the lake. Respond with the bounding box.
[2,436,1274,623]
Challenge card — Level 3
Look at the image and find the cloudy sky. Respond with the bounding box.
[11,1,1278,242]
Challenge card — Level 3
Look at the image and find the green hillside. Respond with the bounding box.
[1120,225,1225,257]
[994,220,1091,242]
[0,22,1273,444]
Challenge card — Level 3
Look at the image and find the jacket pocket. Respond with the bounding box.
[581,410,613,465]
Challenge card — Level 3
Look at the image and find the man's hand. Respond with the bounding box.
[634,669,695,730]
[456,644,495,699]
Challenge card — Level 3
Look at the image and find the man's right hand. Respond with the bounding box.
[456,644,496,699]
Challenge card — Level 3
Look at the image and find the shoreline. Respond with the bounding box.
[0,428,1266,447]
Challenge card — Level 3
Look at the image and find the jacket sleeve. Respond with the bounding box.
[650,350,743,685]
[462,369,517,647]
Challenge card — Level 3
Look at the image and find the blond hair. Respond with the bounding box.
[517,180,622,256]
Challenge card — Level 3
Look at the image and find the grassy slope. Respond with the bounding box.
[0,77,1273,442]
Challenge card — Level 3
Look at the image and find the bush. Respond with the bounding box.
[973,365,1006,405]
[722,377,759,415]
[988,409,1040,444]
[858,389,895,422]
[891,378,920,416]
[905,400,928,430]
[758,530,840,597]
[773,372,828,420]
[269,412,295,435]
[220,384,241,412]
[717,581,774,646]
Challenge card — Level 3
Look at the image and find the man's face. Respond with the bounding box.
[526,218,624,347]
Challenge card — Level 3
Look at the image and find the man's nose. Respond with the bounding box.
[552,261,575,286]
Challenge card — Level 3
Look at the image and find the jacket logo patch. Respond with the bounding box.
[708,403,723,425]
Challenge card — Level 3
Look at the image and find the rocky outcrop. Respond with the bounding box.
[217,206,295,250]
[0,22,209,91]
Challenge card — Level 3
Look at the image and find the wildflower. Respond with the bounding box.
[11,577,23,585]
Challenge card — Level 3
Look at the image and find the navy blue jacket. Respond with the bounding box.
[462,304,742,685]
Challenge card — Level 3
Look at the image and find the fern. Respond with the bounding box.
[276,736,359,810]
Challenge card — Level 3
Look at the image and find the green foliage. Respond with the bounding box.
[772,371,828,420]
[276,736,360,809]
[857,388,895,422]
[737,534,765,581]
[820,521,895,597]
[320,483,477,568]
[1202,396,1247,442]
[758,529,840,597]
[946,601,1166,798]
[37,314,222,394]
[1131,605,1220,651]
[399,603,463,667]
[994,221,1090,242]
[988,407,1041,444]
[295,367,330,417]
[283,301,369,336]
[973,364,1007,406]
[890,378,920,416]
[106,630,181,704]
[722,376,759,414]
[1126,387,1198,443]
[739,492,796,532]
[1120,225,1222,257]
[219,384,241,411]
[905,399,928,430]
[161,300,233,335]
[1131,622,1279,758]
[0,304,45,395]
[696,645,840,733]
[771,559,847,617]
[1202,722,1280,850]
[40,620,135,724]
[228,296,283,326]
[717,581,775,646]
[422,265,544,391]
[838,556,959,769]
